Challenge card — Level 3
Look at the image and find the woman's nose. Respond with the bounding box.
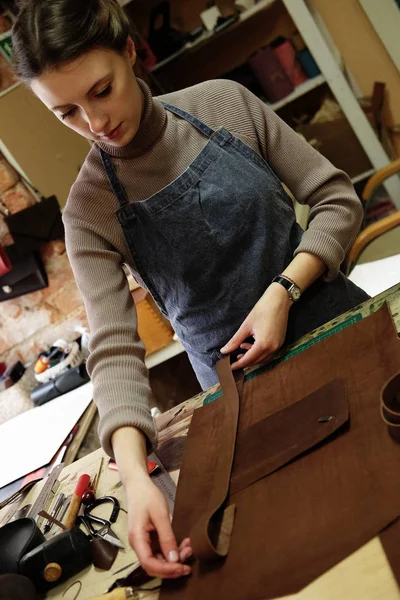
[85,111,109,136]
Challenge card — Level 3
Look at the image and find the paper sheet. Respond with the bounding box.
[349,254,400,298]
[0,382,93,488]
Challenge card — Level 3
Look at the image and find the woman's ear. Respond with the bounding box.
[125,36,137,65]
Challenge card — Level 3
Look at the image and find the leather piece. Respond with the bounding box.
[190,362,243,563]
[0,246,48,303]
[231,378,348,495]
[91,538,118,571]
[161,303,400,600]
[5,196,64,257]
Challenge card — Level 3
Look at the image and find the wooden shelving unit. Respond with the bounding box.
[268,74,325,111]
[123,0,399,206]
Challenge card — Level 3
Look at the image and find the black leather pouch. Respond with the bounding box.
[0,519,45,575]
[0,245,48,302]
[31,364,90,407]
[19,528,93,592]
[5,196,64,257]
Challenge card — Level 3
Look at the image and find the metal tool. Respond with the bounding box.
[107,564,154,593]
[6,503,32,524]
[79,496,124,549]
[43,492,65,534]
[27,464,64,526]
[89,587,137,599]
[148,452,176,515]
[108,452,176,515]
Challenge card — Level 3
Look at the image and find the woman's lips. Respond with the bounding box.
[103,123,122,141]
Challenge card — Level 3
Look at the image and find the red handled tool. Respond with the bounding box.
[64,473,91,529]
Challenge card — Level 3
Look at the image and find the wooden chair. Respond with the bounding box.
[345,158,400,275]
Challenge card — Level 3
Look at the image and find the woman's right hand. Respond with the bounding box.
[111,425,192,579]
[125,473,192,578]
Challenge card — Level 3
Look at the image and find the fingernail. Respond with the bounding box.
[168,550,179,563]
[220,348,226,354]
[181,548,193,561]
[183,565,191,575]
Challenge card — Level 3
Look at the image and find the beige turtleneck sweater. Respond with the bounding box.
[63,78,363,456]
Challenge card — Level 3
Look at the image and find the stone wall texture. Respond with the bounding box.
[0,154,87,366]
[0,239,88,366]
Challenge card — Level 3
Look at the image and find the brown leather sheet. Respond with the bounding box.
[160,303,400,600]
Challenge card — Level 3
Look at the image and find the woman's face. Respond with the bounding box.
[31,38,143,147]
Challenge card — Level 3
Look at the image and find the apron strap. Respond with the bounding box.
[99,103,215,207]
[161,102,215,138]
[99,147,129,208]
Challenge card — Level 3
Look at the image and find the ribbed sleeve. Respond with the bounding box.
[63,185,158,456]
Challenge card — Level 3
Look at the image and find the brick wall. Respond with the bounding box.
[0,240,88,365]
[0,54,15,94]
[0,156,88,366]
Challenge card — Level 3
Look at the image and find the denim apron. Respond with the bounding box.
[99,103,368,390]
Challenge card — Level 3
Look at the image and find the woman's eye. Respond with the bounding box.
[96,85,112,99]
[60,108,75,121]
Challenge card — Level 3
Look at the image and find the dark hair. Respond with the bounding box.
[12,0,131,81]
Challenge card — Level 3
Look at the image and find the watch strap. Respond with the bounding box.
[272,275,301,301]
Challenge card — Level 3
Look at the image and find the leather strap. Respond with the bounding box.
[190,358,243,563]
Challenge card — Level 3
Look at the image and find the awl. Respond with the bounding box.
[89,587,137,599]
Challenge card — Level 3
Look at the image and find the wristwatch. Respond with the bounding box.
[271,275,302,302]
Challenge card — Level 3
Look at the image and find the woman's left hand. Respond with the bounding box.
[220,283,293,370]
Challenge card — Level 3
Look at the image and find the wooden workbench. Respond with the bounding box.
[3,282,400,599]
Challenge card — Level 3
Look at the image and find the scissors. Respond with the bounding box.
[78,495,124,550]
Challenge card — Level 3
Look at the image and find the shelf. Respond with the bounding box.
[268,74,325,111]
[145,340,186,369]
[350,169,375,185]
[0,81,20,100]
[151,0,277,73]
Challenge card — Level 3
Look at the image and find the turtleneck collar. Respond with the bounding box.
[96,78,167,159]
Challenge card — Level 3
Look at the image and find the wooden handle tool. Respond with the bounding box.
[64,473,91,528]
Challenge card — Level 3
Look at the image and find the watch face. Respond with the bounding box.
[291,286,301,301]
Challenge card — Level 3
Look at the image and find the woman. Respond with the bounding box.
[12,0,368,580]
